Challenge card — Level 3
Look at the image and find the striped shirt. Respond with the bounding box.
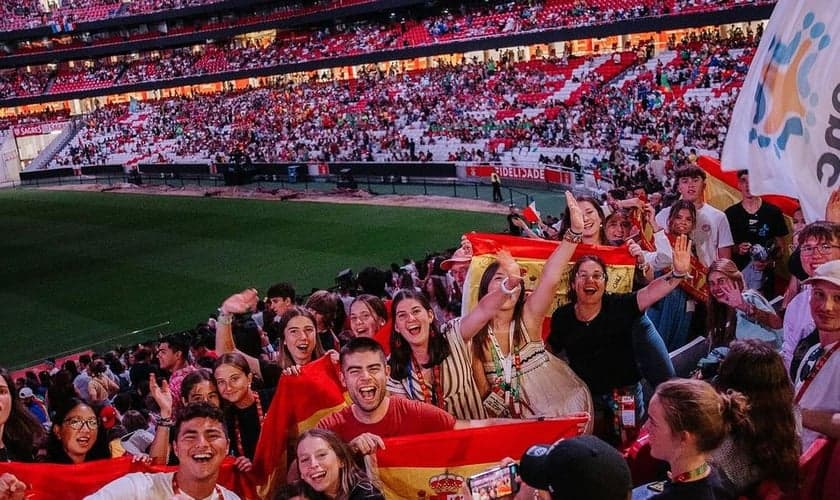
[387,318,487,419]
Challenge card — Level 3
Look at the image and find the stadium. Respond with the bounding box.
[0,0,838,498]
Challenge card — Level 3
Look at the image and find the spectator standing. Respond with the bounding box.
[157,334,196,413]
[724,171,788,297]
[656,166,733,267]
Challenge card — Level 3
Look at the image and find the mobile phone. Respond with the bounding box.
[647,481,666,493]
[467,463,519,500]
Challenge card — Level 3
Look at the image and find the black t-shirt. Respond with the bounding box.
[258,359,281,390]
[724,201,788,269]
[226,389,273,460]
[652,468,735,500]
[548,293,643,394]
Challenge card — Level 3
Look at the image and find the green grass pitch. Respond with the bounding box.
[0,189,504,368]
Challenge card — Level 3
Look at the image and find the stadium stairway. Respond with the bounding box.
[25,120,81,171]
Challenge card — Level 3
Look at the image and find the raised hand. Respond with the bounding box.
[672,234,691,275]
[220,288,259,315]
[565,191,584,234]
[718,280,746,309]
[149,373,173,418]
[496,249,522,286]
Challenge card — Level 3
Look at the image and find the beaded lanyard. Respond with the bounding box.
[668,462,710,483]
[172,473,224,499]
[234,390,264,458]
[488,322,522,417]
[407,355,446,409]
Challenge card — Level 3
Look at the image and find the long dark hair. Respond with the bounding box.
[715,340,800,491]
[0,368,45,461]
[472,262,527,363]
[388,289,451,380]
[45,398,110,464]
[296,428,380,500]
[276,306,325,369]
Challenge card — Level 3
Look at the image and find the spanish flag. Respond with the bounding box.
[462,233,637,337]
[373,418,587,499]
[0,456,255,499]
[252,355,351,499]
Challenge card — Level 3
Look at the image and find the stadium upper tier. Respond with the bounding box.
[0,0,773,102]
[41,31,754,171]
[0,0,380,34]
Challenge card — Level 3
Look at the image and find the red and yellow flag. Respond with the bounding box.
[252,355,351,499]
[463,233,637,338]
[0,456,256,499]
[373,418,587,499]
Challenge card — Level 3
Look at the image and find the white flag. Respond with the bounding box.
[721,0,839,222]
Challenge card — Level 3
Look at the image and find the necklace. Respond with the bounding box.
[172,472,224,499]
[408,354,446,409]
[668,462,710,483]
[233,390,264,458]
[574,304,600,325]
[488,322,523,417]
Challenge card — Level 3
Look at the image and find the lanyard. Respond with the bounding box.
[794,341,840,405]
[407,355,445,409]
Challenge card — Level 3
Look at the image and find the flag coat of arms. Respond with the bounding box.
[721,0,839,222]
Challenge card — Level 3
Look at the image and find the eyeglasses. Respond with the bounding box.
[63,417,99,430]
[800,244,840,256]
[575,272,605,281]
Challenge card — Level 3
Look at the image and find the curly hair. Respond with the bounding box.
[715,339,800,491]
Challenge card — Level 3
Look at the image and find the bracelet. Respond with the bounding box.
[564,229,583,243]
[156,416,175,428]
[568,227,583,236]
[500,277,519,295]
[669,271,688,280]
[218,311,233,326]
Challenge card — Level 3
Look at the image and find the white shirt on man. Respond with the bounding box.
[793,341,840,450]
[84,471,240,500]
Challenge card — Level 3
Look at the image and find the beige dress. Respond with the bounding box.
[480,321,593,427]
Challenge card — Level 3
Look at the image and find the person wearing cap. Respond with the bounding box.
[518,435,632,500]
[85,402,240,499]
[781,221,840,373]
[792,260,840,450]
[441,247,472,290]
[18,387,48,426]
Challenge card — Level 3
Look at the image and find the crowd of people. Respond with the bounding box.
[44,28,756,172]
[0,0,773,101]
[3,148,840,499]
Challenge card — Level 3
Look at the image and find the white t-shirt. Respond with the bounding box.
[782,286,815,371]
[656,202,734,267]
[84,472,240,500]
[793,341,840,450]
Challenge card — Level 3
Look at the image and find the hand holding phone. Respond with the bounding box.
[468,463,520,500]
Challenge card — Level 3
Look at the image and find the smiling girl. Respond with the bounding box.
[296,428,383,500]
[44,399,109,464]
